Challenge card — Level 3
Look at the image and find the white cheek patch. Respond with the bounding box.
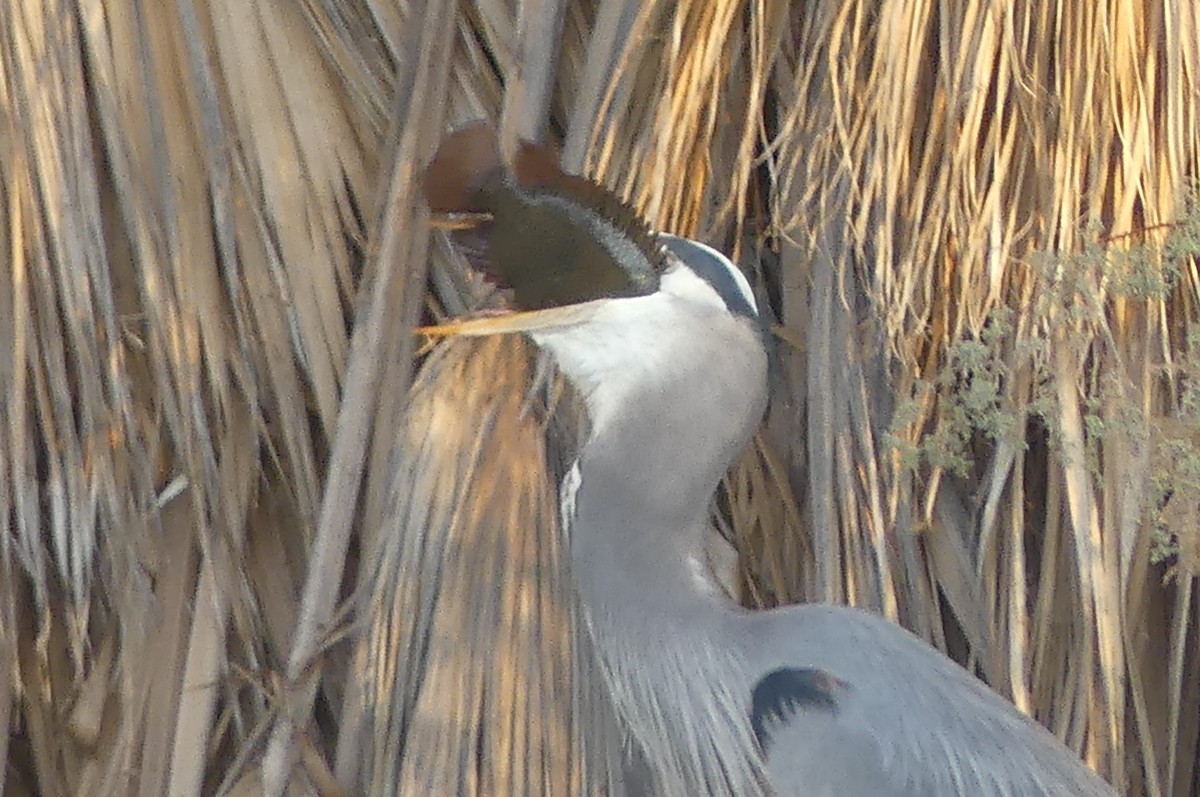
[529,293,677,434]
[658,234,758,317]
[660,263,729,313]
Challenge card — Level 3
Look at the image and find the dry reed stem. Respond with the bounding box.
[2,1,1198,795]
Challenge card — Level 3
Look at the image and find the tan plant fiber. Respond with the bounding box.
[1,1,1197,796]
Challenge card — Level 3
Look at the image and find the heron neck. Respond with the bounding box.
[560,319,767,614]
[568,407,746,621]
[565,408,769,795]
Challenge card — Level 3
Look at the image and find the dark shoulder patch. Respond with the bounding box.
[659,234,758,319]
[750,667,844,753]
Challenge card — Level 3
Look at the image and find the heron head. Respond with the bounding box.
[419,123,767,434]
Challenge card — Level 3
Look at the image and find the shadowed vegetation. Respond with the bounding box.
[1,1,1198,795]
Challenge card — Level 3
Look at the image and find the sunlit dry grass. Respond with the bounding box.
[1,1,1197,795]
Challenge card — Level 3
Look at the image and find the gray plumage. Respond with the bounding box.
[422,125,1117,795]
[517,241,1118,796]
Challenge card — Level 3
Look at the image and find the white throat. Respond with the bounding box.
[529,261,761,439]
[530,257,772,795]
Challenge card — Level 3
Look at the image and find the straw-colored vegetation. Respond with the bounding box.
[2,1,1197,795]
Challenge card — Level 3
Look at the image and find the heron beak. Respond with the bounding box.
[415,302,600,338]
[428,211,491,231]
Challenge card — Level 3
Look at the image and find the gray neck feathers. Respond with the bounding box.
[564,363,771,796]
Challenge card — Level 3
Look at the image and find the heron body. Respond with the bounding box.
[422,123,1120,796]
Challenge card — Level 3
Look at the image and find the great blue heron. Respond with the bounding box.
[420,123,1119,796]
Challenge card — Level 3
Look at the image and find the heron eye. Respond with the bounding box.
[659,235,758,319]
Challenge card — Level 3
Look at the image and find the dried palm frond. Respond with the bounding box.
[351,336,631,795]
[756,3,1200,793]
[3,1,1199,796]
[2,0,376,792]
